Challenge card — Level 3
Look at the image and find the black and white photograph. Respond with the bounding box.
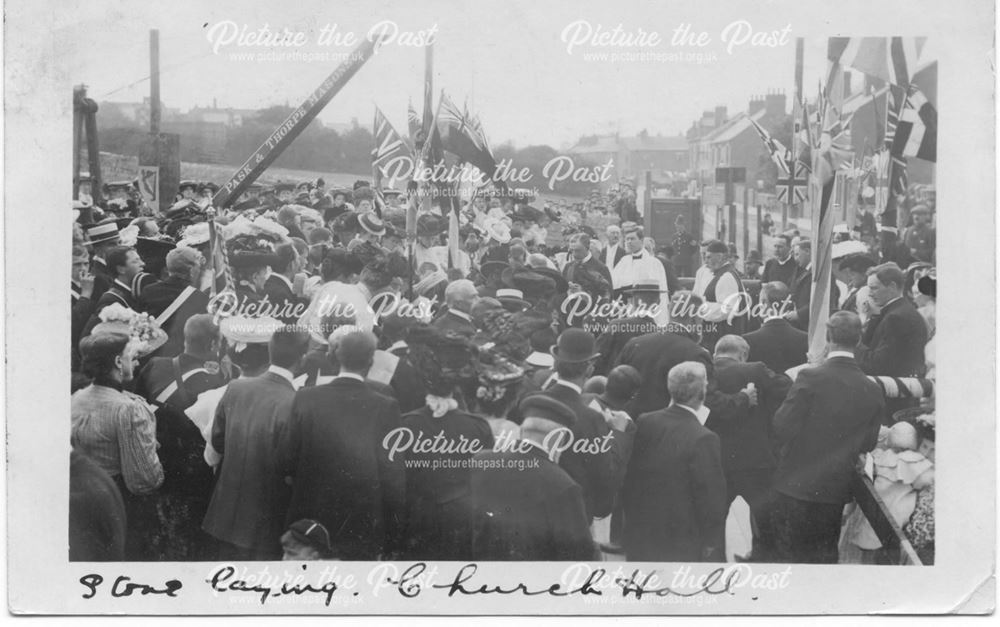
[4,0,996,616]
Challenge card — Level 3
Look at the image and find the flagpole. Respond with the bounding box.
[788,37,804,230]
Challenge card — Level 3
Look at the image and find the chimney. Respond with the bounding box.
[764,91,786,119]
[714,106,727,127]
[748,95,765,116]
[213,97,217,109]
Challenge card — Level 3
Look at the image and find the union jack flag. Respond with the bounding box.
[372,106,410,173]
[776,160,810,205]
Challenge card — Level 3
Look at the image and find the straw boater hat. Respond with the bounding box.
[85,221,120,246]
[220,315,284,353]
[495,287,530,313]
[358,212,387,236]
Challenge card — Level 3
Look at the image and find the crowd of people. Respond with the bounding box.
[69,176,937,565]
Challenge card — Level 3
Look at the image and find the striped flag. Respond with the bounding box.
[828,37,926,87]
[891,87,937,162]
[372,106,411,174]
[750,118,791,175]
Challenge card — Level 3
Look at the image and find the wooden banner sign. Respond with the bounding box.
[212,35,386,209]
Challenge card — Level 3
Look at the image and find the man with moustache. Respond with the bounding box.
[603,224,626,271]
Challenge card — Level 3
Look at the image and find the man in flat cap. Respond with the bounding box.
[470,394,596,560]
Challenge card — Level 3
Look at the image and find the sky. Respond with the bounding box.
[57,0,940,148]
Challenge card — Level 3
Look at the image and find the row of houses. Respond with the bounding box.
[566,71,933,195]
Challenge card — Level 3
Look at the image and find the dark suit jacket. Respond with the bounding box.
[140,276,211,358]
[593,315,660,376]
[541,382,634,519]
[622,404,728,562]
[389,356,427,414]
[470,445,596,560]
[263,274,307,324]
[707,357,792,473]
[279,377,406,559]
[71,290,93,372]
[563,255,612,298]
[772,356,885,504]
[615,331,714,415]
[788,268,841,331]
[82,279,142,337]
[761,256,798,288]
[857,297,928,377]
[743,318,809,374]
[400,407,493,559]
[603,243,626,270]
[203,371,298,554]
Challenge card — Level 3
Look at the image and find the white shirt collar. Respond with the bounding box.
[883,295,904,308]
[449,309,473,322]
[672,402,711,425]
[267,365,296,385]
[333,372,365,382]
[581,252,593,264]
[551,377,582,395]
[827,350,855,360]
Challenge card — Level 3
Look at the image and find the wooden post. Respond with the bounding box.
[83,95,102,201]
[139,133,180,213]
[742,186,750,259]
[212,35,385,209]
[756,203,763,253]
[150,29,161,134]
[73,86,83,200]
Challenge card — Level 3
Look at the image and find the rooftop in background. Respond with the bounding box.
[568,133,689,155]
